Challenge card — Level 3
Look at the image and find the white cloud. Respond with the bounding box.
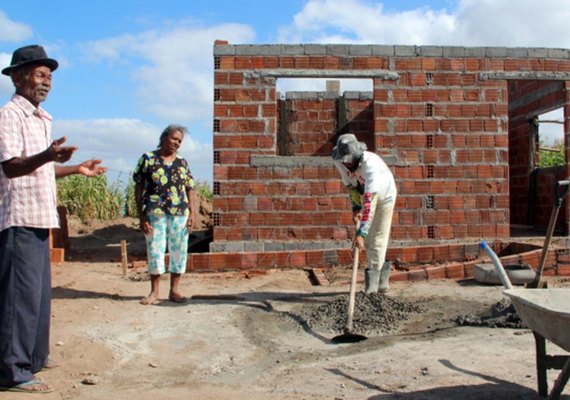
[0,11,32,42]
[279,0,456,44]
[280,0,570,47]
[54,118,212,185]
[80,23,255,123]
[454,0,570,47]
[0,55,13,95]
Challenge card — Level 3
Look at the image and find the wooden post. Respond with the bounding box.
[121,240,128,277]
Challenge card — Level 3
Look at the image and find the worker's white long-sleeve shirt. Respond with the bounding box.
[334,151,397,237]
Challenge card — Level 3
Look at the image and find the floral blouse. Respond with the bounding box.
[133,150,194,216]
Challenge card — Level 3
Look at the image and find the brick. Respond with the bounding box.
[557,264,570,276]
[408,268,428,281]
[191,254,210,270]
[50,248,65,264]
[390,271,409,282]
[426,265,447,280]
[446,263,465,279]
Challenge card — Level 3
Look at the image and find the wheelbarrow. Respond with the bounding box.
[481,241,570,399]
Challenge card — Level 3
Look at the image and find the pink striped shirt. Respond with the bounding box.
[0,94,59,231]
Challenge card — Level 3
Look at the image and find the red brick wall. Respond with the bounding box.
[212,42,570,252]
[508,80,567,229]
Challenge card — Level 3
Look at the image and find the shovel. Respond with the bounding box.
[332,232,367,344]
[527,180,569,289]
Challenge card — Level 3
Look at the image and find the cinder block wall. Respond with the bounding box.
[212,42,570,253]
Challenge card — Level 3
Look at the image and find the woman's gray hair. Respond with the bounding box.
[158,124,187,148]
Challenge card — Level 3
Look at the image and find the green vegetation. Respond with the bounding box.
[124,178,137,218]
[58,175,213,221]
[539,140,565,168]
[193,180,213,202]
[57,175,123,221]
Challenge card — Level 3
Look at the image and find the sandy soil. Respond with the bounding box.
[2,218,569,400]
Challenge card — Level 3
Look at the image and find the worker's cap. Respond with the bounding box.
[332,133,367,163]
[2,45,58,76]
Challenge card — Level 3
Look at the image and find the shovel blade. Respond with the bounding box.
[331,331,367,344]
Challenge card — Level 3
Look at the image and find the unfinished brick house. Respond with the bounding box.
[205,41,570,272]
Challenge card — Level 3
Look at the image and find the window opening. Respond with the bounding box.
[536,108,565,168]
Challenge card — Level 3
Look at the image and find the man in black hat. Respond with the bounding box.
[0,45,107,393]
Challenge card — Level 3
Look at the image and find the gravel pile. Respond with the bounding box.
[304,292,424,335]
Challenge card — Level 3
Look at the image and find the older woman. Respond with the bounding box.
[133,124,195,305]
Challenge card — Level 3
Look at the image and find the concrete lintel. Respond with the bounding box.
[224,242,246,252]
[214,45,236,56]
[247,69,399,80]
[282,44,306,55]
[443,47,466,57]
[480,71,570,81]
[484,47,510,57]
[464,47,486,57]
[419,46,444,57]
[504,47,529,58]
[244,242,265,252]
[304,44,327,55]
[210,240,350,253]
[528,48,549,58]
[548,48,570,58]
[343,91,373,100]
[251,155,334,168]
[216,43,570,59]
[326,44,351,56]
[251,154,396,167]
[285,91,342,100]
[371,45,395,56]
[235,45,264,56]
[349,45,373,56]
[394,45,419,56]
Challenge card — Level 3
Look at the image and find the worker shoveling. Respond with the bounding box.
[330,133,399,342]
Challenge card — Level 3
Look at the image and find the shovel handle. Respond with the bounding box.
[530,180,570,288]
[345,246,359,332]
[346,220,361,332]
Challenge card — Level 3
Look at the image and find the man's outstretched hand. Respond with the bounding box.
[78,159,108,177]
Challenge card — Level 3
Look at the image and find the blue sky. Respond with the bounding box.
[1,0,568,186]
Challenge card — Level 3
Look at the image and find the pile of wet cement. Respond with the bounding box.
[455,298,525,329]
[304,292,424,335]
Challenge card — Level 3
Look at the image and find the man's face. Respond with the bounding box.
[15,65,52,107]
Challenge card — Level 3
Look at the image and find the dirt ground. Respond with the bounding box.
[2,217,569,400]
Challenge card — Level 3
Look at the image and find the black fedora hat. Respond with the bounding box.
[2,44,58,76]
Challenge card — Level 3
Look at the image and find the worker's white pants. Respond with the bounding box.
[365,200,396,272]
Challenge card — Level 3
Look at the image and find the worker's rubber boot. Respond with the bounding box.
[378,261,392,293]
[363,269,381,294]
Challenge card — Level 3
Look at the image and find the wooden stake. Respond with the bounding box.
[121,240,128,277]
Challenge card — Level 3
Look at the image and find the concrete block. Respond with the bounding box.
[371,45,395,56]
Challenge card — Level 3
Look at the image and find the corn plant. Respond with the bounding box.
[57,175,123,221]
